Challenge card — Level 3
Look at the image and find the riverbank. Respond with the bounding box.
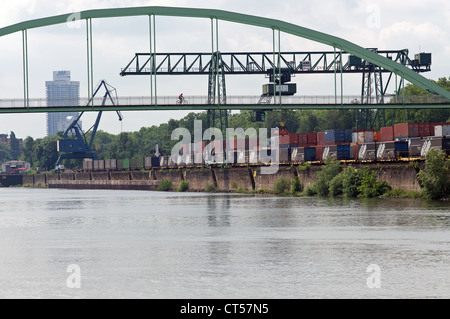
[16,162,424,193]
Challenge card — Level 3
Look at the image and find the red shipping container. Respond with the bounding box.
[394,123,419,138]
[279,133,298,146]
[352,145,359,160]
[297,133,308,146]
[315,145,323,161]
[418,123,427,137]
[279,135,291,145]
[317,132,325,145]
[380,126,394,141]
[307,133,317,145]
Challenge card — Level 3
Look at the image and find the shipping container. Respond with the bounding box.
[317,132,325,145]
[307,133,317,145]
[434,125,450,137]
[130,158,144,170]
[358,143,377,161]
[280,133,298,145]
[144,157,159,169]
[337,144,351,160]
[407,138,425,157]
[322,146,337,160]
[374,131,381,142]
[279,148,290,163]
[83,160,93,171]
[421,137,450,156]
[376,141,409,160]
[380,126,394,141]
[249,150,259,164]
[93,160,105,171]
[315,145,323,161]
[394,123,419,138]
[291,147,316,162]
[169,155,178,168]
[159,157,168,168]
[357,131,374,144]
[185,154,194,166]
[297,133,308,146]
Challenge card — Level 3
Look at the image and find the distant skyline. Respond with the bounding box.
[0,1,449,139]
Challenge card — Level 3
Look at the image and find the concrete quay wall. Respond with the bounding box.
[21,162,422,193]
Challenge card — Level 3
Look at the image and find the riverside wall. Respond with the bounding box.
[19,162,422,193]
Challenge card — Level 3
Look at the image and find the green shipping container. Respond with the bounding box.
[122,159,130,169]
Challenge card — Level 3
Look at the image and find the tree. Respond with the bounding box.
[35,136,60,171]
[417,148,450,199]
[9,131,21,160]
[21,136,35,166]
[0,143,12,163]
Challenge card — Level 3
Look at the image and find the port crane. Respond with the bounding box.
[55,80,123,168]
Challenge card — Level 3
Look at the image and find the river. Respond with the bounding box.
[0,188,449,299]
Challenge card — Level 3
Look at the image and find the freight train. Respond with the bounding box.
[82,122,450,172]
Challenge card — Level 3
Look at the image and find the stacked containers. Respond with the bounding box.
[394,123,419,139]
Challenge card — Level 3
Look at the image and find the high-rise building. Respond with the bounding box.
[46,71,81,136]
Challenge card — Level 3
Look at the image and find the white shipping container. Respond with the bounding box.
[358,131,374,144]
[352,132,358,144]
[435,125,450,137]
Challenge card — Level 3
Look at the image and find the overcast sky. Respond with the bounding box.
[0,0,449,139]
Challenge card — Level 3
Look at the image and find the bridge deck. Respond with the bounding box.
[0,95,448,113]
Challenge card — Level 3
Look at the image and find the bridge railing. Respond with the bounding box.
[0,94,447,109]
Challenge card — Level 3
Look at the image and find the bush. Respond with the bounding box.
[342,166,366,198]
[314,160,341,196]
[329,172,345,197]
[157,179,173,191]
[273,177,291,195]
[304,183,318,196]
[291,176,302,194]
[417,148,450,199]
[177,180,189,192]
[205,183,218,193]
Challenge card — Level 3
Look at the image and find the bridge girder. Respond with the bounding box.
[0,6,449,103]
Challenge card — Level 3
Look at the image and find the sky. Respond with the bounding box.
[0,0,449,139]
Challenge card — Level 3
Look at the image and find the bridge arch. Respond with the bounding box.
[0,6,449,101]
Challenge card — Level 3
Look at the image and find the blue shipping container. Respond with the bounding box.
[345,130,354,142]
[325,130,347,143]
[304,147,316,161]
[394,141,408,152]
[337,144,351,160]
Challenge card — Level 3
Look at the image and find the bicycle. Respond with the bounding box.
[176,97,189,105]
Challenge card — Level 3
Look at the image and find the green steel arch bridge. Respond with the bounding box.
[1,6,449,126]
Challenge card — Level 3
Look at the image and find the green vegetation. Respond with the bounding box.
[273,177,291,195]
[177,180,190,192]
[205,182,218,193]
[305,162,392,199]
[157,179,173,192]
[417,148,450,200]
[291,176,303,194]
